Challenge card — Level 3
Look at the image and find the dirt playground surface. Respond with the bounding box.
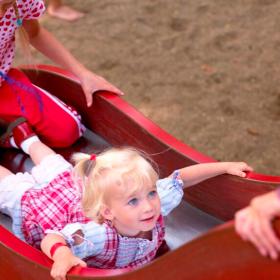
[15,0,280,175]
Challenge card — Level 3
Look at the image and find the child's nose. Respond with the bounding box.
[142,199,153,212]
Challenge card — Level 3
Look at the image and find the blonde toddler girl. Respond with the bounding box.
[0,124,253,280]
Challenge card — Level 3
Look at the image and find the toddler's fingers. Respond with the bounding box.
[234,170,246,178]
[51,269,67,280]
[76,259,87,268]
[243,165,253,172]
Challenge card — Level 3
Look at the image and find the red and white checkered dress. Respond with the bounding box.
[59,171,184,268]
[15,167,183,268]
[84,216,165,268]
[20,171,90,248]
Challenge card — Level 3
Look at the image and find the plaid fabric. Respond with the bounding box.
[85,215,165,269]
[60,171,183,268]
[20,171,89,248]
[19,169,181,268]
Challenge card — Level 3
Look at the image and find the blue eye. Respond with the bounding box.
[148,190,157,198]
[128,198,138,206]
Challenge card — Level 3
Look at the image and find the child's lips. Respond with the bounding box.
[141,216,154,222]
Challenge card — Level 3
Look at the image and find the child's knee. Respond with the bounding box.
[0,172,35,217]
[42,118,83,148]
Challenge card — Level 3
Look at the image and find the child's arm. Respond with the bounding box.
[178,162,253,188]
[158,162,252,216]
[22,19,123,107]
[41,233,87,280]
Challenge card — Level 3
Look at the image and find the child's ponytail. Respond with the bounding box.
[72,152,94,179]
[72,152,102,221]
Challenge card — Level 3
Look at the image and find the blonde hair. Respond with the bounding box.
[13,2,32,59]
[72,147,159,223]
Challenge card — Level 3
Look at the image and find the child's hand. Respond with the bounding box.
[79,69,124,107]
[235,191,280,260]
[51,248,87,280]
[225,162,253,178]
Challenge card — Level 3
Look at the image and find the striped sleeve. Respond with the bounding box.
[157,170,184,216]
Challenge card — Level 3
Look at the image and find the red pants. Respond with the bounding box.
[0,69,85,148]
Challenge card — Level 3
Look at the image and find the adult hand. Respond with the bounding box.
[235,190,280,259]
[79,69,123,107]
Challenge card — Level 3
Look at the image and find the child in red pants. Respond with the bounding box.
[0,68,85,148]
[0,0,122,148]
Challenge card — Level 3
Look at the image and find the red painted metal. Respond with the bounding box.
[1,218,280,280]
[20,65,280,221]
[0,65,279,279]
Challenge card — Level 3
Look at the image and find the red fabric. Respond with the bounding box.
[13,121,36,147]
[20,171,90,249]
[0,68,84,147]
[50,242,68,258]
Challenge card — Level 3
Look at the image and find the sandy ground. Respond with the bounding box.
[15,0,280,175]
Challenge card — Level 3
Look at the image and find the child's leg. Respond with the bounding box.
[1,122,71,192]
[0,118,55,165]
[30,143,72,186]
[0,166,35,217]
[0,68,85,148]
[28,139,56,166]
[20,124,73,184]
[31,85,85,147]
[0,165,13,182]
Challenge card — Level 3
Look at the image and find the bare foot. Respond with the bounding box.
[47,5,85,21]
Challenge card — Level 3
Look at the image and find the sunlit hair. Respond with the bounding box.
[72,147,159,223]
[13,2,32,60]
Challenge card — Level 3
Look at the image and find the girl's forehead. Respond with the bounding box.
[107,183,130,198]
[112,181,155,199]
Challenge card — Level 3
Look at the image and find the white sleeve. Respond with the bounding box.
[157,170,184,216]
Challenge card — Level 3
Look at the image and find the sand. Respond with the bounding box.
[15,0,280,175]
